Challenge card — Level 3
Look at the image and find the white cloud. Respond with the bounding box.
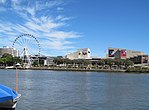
[0,0,81,56]
[26,7,35,16]
[56,15,72,21]
[48,31,80,40]
[57,7,64,11]
[0,0,6,4]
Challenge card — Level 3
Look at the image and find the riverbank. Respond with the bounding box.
[0,66,125,72]
[126,67,149,73]
[29,67,126,73]
[31,67,149,73]
[2,66,149,73]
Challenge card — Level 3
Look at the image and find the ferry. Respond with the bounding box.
[0,84,21,109]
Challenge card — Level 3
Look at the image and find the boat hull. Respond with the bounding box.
[0,99,16,109]
[0,94,21,110]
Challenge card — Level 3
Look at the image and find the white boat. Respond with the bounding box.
[5,66,15,69]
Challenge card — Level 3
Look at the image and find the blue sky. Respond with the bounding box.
[0,0,149,57]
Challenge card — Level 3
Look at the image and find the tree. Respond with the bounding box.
[12,57,22,64]
[0,53,22,66]
[98,59,105,66]
[32,60,39,67]
[0,58,5,66]
[105,59,115,68]
[124,59,134,69]
[73,59,82,67]
[115,58,124,69]
[53,58,63,65]
[1,53,13,66]
[2,53,13,59]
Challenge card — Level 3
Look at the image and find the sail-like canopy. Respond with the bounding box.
[0,84,18,103]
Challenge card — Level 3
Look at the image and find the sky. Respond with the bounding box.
[0,0,149,57]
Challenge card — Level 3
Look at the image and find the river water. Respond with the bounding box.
[0,69,149,110]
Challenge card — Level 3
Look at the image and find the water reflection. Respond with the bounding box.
[1,70,149,110]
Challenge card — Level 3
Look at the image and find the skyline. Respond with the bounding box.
[0,0,149,57]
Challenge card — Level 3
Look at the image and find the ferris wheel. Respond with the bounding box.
[12,34,41,56]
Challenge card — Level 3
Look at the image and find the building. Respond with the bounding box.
[31,55,55,66]
[42,56,55,66]
[66,48,91,60]
[129,55,148,65]
[108,47,144,59]
[0,46,19,57]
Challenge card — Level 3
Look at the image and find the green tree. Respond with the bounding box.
[0,58,5,66]
[124,59,134,69]
[2,53,13,59]
[12,57,22,64]
[115,58,125,69]
[2,53,13,66]
[32,60,39,67]
[53,58,62,65]
[98,59,105,66]
[0,53,22,66]
[105,59,115,68]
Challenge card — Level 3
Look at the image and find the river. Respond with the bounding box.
[0,69,149,110]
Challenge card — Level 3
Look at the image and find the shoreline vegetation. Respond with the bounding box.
[24,67,149,73]
[1,53,149,73]
[32,67,126,72]
[1,66,149,73]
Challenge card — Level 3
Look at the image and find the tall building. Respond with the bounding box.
[0,46,19,57]
[66,48,91,60]
[108,47,144,59]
